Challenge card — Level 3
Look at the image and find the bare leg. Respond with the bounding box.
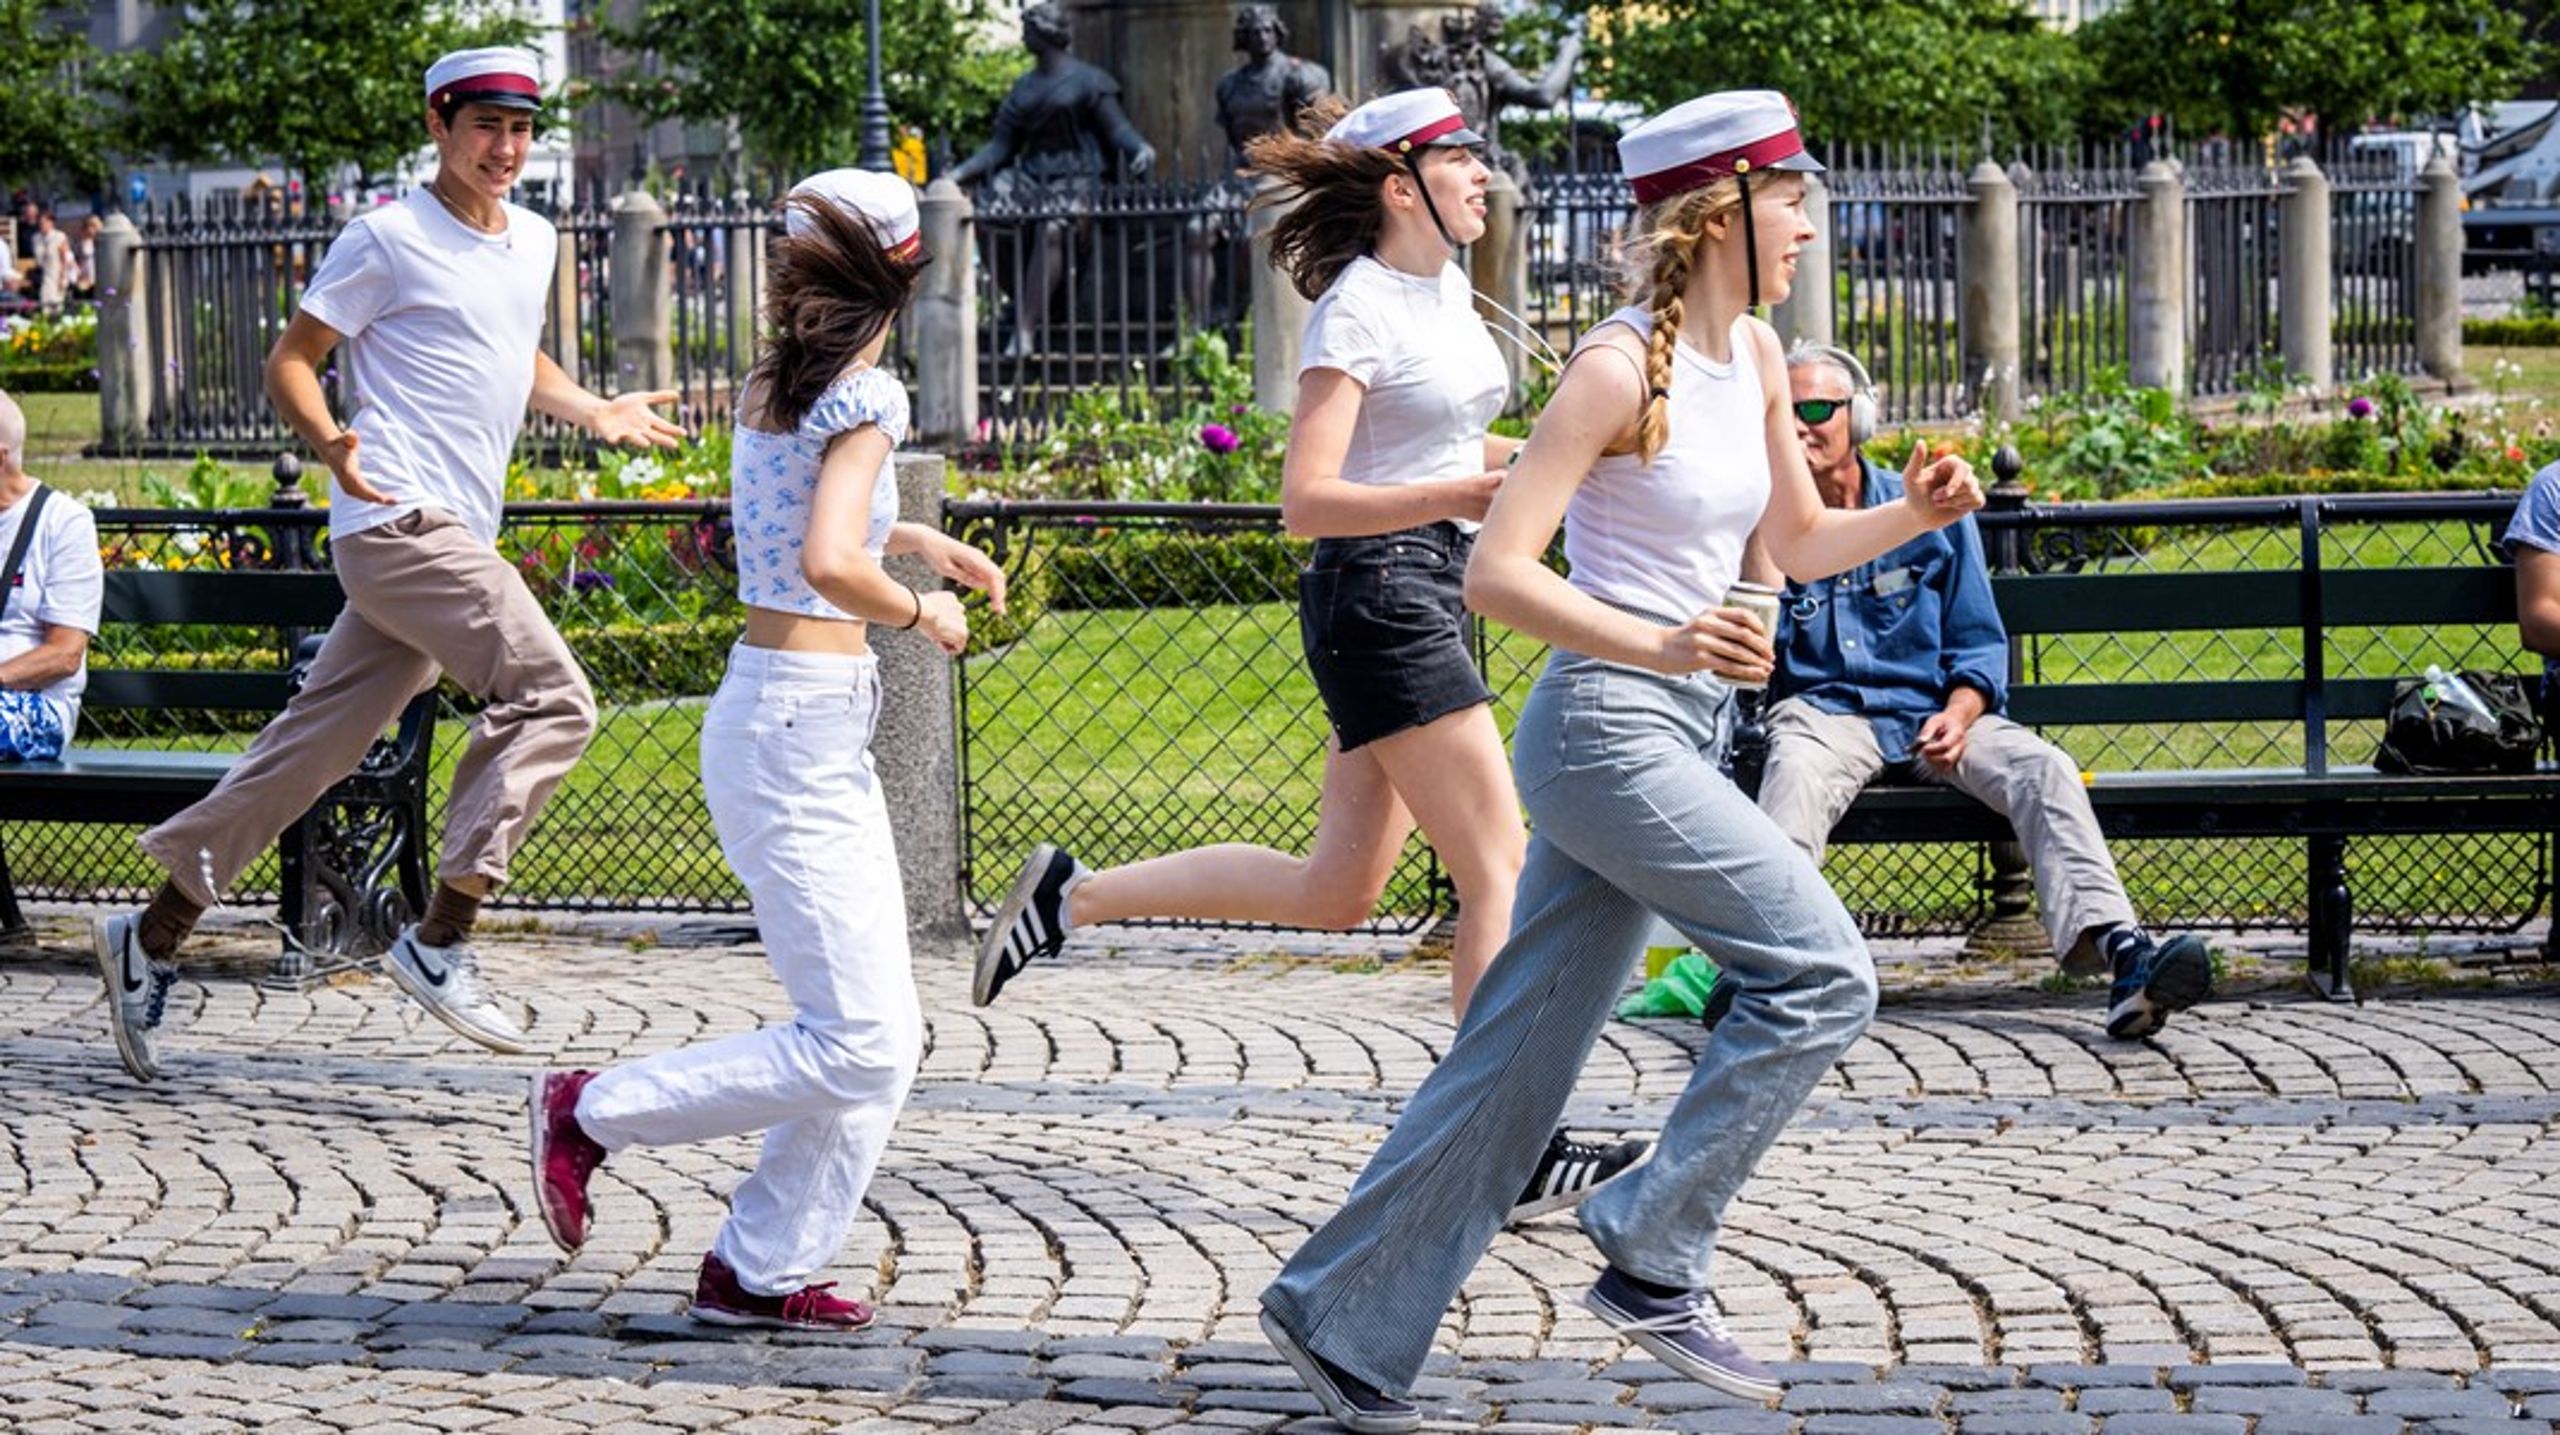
[1070,735,1415,931]
[1364,704,1526,1022]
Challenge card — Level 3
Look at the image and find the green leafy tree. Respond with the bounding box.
[2081,0,2537,139]
[1583,0,2091,148]
[110,0,535,190]
[0,0,112,191]
[596,0,1025,183]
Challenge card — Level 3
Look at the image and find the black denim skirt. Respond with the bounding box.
[1297,521,1494,752]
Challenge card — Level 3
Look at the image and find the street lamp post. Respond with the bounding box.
[858,0,893,171]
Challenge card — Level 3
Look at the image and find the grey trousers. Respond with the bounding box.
[1755,698,2135,973]
[1262,655,1876,1394]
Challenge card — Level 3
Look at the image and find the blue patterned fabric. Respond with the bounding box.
[731,367,909,620]
[0,689,67,762]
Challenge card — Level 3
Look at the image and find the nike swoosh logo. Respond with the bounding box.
[408,943,452,988]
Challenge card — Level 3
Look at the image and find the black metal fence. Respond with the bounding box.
[2016,153,2139,400]
[2185,156,2285,398]
[1828,146,1975,425]
[2329,152,2423,381]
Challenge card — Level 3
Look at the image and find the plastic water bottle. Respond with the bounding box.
[2425,664,2499,725]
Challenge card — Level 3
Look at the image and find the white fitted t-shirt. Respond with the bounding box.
[1298,256,1509,524]
[297,189,559,544]
[1563,310,1772,623]
[0,484,103,736]
[731,368,908,620]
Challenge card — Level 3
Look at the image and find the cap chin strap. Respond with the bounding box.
[1738,167,1761,312]
[1403,152,1462,253]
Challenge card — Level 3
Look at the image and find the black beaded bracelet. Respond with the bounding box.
[897,587,922,629]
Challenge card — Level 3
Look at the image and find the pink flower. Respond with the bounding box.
[1198,423,1240,454]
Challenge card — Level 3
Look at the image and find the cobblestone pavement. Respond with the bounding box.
[0,907,2556,1432]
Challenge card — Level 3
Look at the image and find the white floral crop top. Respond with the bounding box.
[731,366,908,619]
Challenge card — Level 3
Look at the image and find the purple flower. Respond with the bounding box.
[569,569,617,592]
[1198,423,1241,455]
[2347,395,2375,419]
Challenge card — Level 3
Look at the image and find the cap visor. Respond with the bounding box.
[1430,125,1489,148]
[1771,151,1824,173]
[443,90,543,111]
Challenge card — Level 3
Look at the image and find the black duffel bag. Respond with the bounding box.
[2375,669,2544,776]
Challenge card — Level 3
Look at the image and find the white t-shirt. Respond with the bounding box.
[1298,255,1509,523]
[0,484,104,737]
[298,189,559,544]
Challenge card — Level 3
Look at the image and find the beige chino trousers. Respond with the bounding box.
[142,508,598,906]
[1756,697,2136,974]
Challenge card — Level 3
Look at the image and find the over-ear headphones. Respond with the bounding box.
[1792,344,1879,447]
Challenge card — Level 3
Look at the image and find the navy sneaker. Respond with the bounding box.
[1260,1308,1420,1434]
[1509,1128,1649,1224]
[1583,1267,1781,1402]
[2104,930,2212,1040]
[974,843,1085,1006]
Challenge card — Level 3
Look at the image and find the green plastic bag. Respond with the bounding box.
[1616,950,1724,1019]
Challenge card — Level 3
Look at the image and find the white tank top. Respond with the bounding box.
[1562,309,1773,623]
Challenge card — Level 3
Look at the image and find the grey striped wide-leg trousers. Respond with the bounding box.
[1262,654,1878,1394]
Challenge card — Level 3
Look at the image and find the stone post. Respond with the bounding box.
[1249,185,1311,412]
[1965,445,2047,960]
[1772,171,1835,350]
[2279,154,2333,393]
[548,214,582,392]
[610,188,673,394]
[2130,159,2188,396]
[1471,167,1530,391]
[95,212,149,454]
[913,178,980,449]
[2418,151,2464,386]
[1962,158,2022,424]
[875,452,967,944]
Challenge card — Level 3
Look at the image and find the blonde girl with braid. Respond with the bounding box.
[1257,92,1981,1428]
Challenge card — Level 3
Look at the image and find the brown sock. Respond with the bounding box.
[416,884,482,949]
[137,881,204,961]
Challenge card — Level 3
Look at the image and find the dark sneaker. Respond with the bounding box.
[382,927,531,1054]
[2105,932,2212,1041]
[93,911,178,1082]
[529,1070,606,1253]
[687,1251,874,1332]
[1583,1266,1781,1401]
[974,843,1084,1006]
[1259,1307,1421,1434]
[1509,1128,1649,1224]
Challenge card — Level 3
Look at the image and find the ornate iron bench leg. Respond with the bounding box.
[0,833,29,946]
[2307,833,2354,1002]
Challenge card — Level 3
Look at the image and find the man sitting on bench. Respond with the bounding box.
[1745,347,2212,1040]
[0,389,101,765]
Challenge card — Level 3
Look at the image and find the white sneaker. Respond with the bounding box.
[93,911,178,1082]
[381,927,532,1055]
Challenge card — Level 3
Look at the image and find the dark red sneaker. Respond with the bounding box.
[687,1251,875,1332]
[528,1070,605,1252]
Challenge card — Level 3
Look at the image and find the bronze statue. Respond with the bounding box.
[1381,4,1582,181]
[1214,4,1331,171]
[950,2,1157,194]
[951,2,1157,356]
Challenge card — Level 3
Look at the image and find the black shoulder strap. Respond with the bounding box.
[1,484,52,618]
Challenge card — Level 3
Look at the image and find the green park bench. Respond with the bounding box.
[1817,484,2560,1001]
[0,560,435,986]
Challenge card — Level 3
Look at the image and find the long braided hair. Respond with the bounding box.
[1610,172,1800,463]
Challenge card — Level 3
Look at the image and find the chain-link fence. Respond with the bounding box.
[951,494,2548,942]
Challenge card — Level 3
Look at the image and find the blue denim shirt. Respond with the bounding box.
[1769,458,2009,762]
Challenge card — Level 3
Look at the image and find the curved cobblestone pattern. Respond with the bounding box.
[0,914,2555,1430]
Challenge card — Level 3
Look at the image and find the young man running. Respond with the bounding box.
[93,47,682,1081]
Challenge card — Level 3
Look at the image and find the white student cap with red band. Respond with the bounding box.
[425,47,545,112]
[785,168,926,262]
[1324,88,1486,154]
[1619,90,1822,205]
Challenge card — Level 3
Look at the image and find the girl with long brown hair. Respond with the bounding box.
[1257,93,1982,1429]
[522,169,1006,1332]
[974,88,1645,1225]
